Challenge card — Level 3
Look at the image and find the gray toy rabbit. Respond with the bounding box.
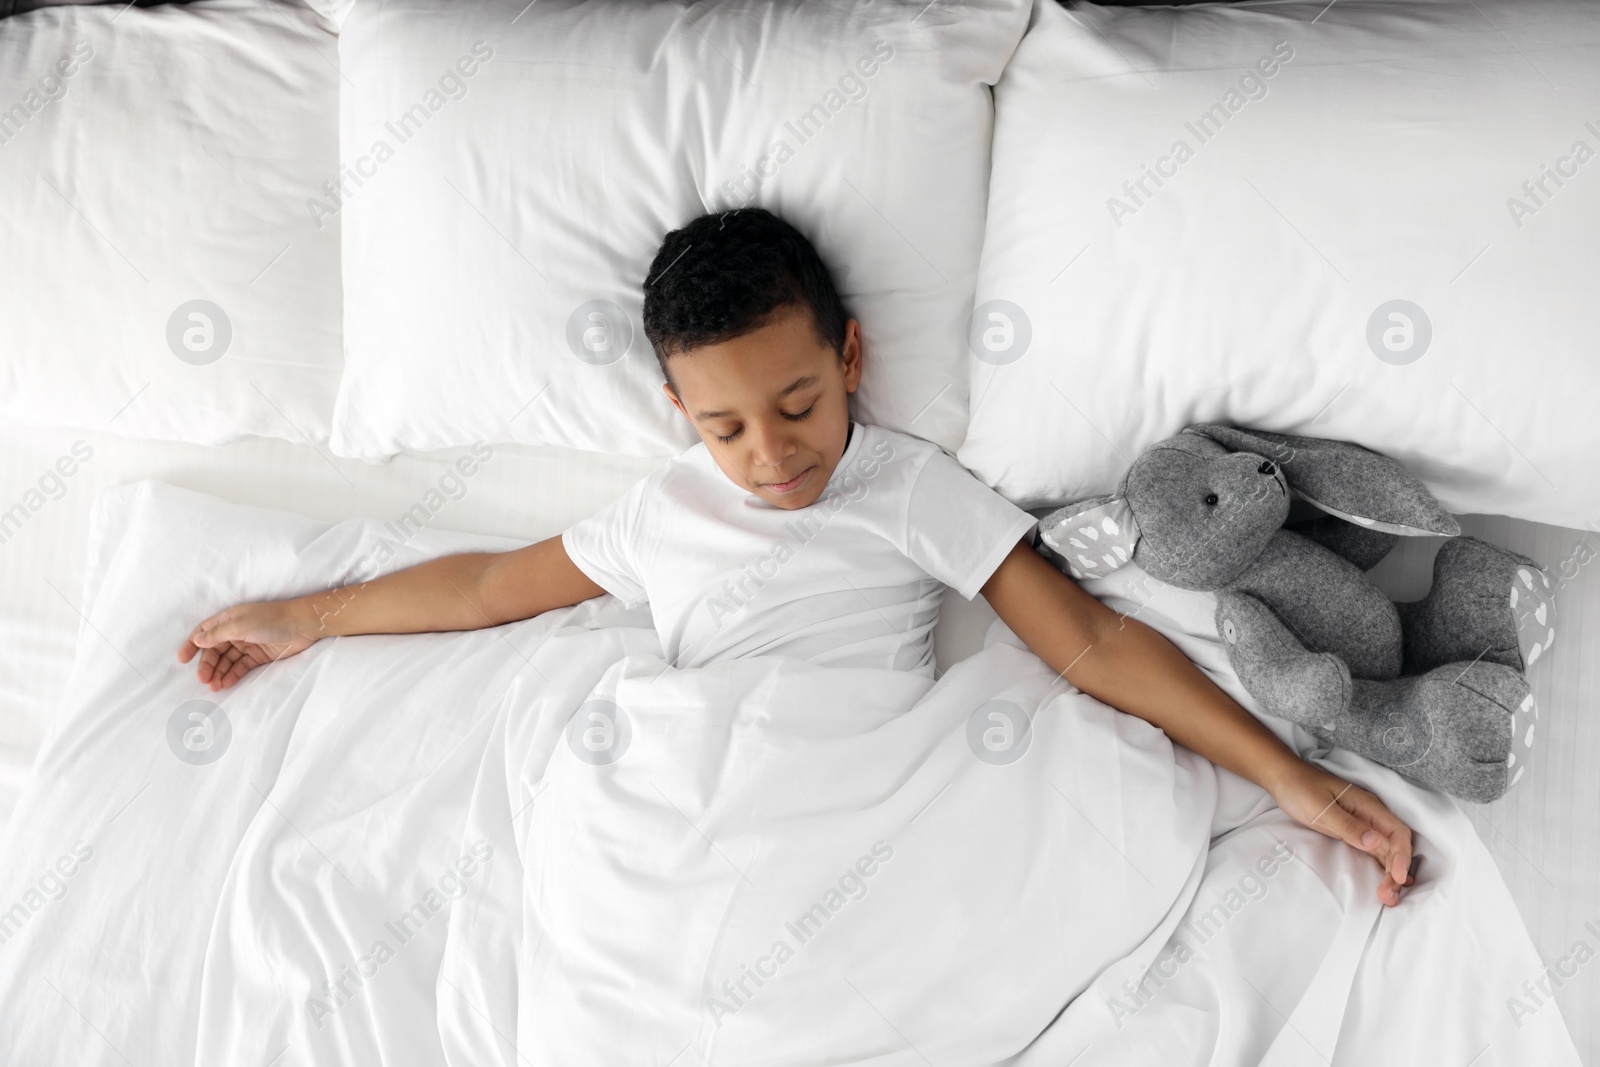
[1035,424,1556,803]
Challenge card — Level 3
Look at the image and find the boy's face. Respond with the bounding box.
[661,305,863,511]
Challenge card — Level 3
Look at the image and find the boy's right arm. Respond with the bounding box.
[177,534,607,691]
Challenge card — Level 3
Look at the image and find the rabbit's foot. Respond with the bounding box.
[1398,536,1555,675]
[1345,660,1534,803]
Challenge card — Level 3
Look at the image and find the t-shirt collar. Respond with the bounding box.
[825,421,865,491]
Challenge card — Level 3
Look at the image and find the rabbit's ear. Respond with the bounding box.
[1037,495,1141,580]
[1183,424,1459,537]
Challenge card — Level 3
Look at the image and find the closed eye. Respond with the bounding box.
[714,403,815,444]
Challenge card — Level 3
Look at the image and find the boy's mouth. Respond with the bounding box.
[763,466,814,495]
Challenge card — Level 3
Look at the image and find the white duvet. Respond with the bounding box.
[0,482,1578,1065]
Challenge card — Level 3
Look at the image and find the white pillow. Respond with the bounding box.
[332,0,1030,460]
[960,0,1600,528]
[0,1,343,446]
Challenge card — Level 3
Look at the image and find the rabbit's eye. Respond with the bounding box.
[1204,493,1219,506]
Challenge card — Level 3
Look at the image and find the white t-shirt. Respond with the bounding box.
[561,421,1038,674]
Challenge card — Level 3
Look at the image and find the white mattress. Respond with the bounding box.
[1,420,1596,1059]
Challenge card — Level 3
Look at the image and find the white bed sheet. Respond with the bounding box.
[0,421,663,827]
[0,420,1595,1059]
[0,477,1578,1063]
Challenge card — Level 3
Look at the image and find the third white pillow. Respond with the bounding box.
[960,0,1600,528]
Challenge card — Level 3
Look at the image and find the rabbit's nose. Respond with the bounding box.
[1257,461,1276,475]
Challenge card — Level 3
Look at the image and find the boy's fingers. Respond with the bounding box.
[198,646,221,683]
[1381,857,1423,906]
[1344,788,1413,885]
[1314,794,1409,900]
[192,621,230,648]
[1312,799,1373,856]
[1378,873,1402,906]
[190,607,242,648]
[1290,771,1418,907]
[221,655,253,690]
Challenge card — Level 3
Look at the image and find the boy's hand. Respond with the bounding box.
[1269,761,1417,907]
[177,599,321,692]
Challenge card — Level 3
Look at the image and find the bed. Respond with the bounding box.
[1,0,1596,1062]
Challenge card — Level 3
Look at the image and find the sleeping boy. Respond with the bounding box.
[178,207,1416,907]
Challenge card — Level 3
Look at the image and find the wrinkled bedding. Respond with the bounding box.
[0,482,1577,1065]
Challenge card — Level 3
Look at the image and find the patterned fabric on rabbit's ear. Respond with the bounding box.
[1038,496,1141,580]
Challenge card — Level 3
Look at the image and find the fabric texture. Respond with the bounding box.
[0,479,1577,1064]
[961,0,1600,528]
[0,0,342,445]
[562,422,1039,674]
[331,0,1032,459]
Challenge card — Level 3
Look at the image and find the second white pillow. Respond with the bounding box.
[332,0,1031,460]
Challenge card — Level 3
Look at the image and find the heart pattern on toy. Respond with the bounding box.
[1039,497,1142,581]
[1506,692,1538,788]
[1509,566,1557,668]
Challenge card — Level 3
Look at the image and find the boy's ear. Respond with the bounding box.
[841,317,863,393]
[661,380,687,418]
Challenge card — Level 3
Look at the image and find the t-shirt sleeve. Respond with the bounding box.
[903,447,1040,601]
[560,476,652,608]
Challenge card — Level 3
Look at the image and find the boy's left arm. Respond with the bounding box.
[981,538,1416,908]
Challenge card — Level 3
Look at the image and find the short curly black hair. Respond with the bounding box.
[642,207,849,390]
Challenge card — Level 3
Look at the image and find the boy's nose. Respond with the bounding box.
[747,423,798,468]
